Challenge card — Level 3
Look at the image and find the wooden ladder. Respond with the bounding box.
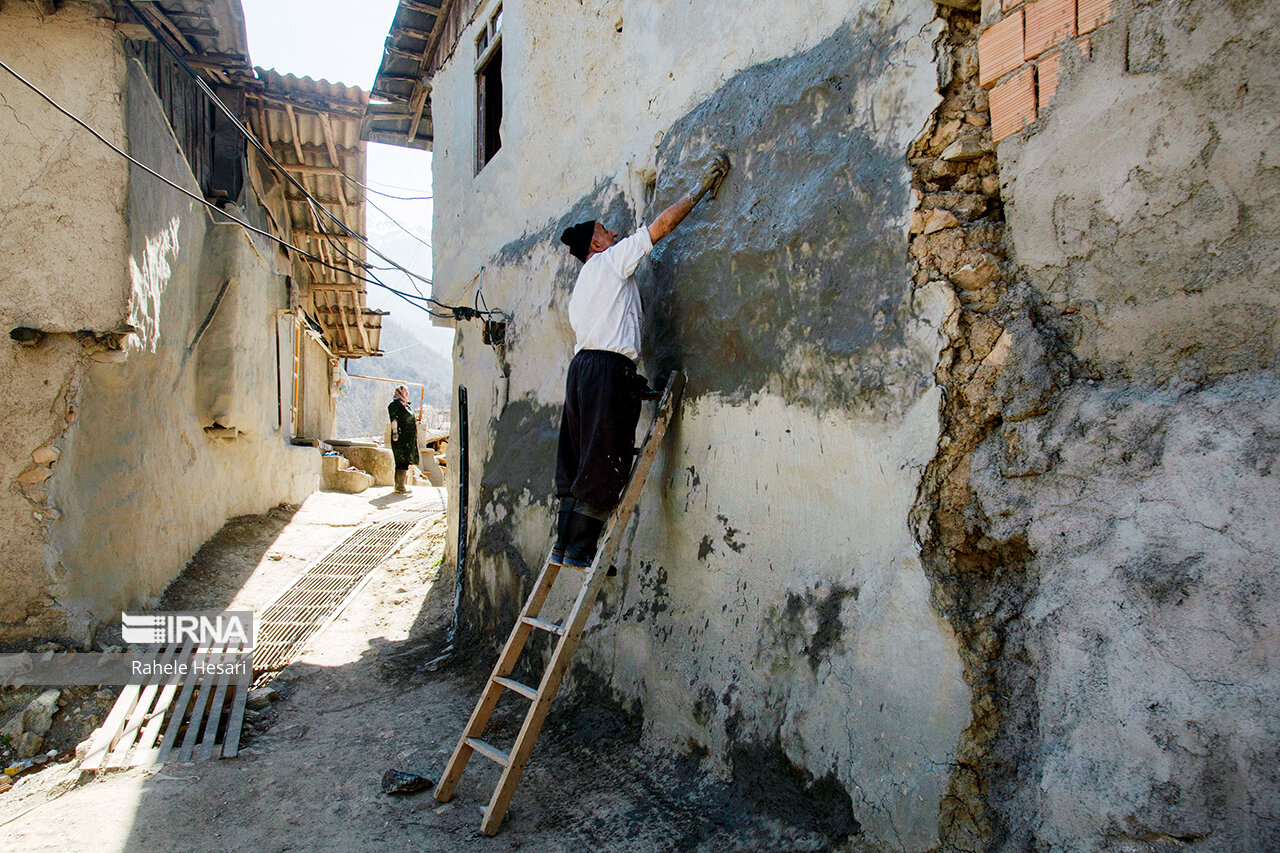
[434,371,685,835]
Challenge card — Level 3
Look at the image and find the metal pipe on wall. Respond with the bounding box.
[447,385,468,644]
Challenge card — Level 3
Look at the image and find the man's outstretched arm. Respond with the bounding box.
[647,155,731,244]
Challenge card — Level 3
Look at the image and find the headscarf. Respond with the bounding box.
[394,384,410,406]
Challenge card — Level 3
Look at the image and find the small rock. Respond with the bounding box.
[922,209,961,234]
[15,732,43,760]
[75,739,92,761]
[0,714,23,742]
[951,258,1002,290]
[246,687,278,712]
[381,768,434,796]
[940,135,992,163]
[31,445,60,465]
[16,467,51,485]
[35,642,64,654]
[23,689,60,736]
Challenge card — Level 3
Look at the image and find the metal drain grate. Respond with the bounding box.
[253,519,420,673]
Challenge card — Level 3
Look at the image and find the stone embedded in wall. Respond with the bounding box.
[31,446,60,466]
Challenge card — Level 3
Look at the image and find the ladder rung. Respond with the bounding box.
[465,737,510,767]
[521,616,565,636]
[549,559,584,572]
[493,676,538,701]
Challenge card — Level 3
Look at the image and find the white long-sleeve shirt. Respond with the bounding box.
[567,228,653,362]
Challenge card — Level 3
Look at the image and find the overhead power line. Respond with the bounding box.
[0,56,465,322]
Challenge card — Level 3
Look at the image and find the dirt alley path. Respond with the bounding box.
[0,486,845,852]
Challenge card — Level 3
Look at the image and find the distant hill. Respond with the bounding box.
[334,316,453,439]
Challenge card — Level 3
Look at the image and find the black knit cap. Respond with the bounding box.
[560,220,596,263]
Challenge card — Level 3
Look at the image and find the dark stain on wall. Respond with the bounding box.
[724,710,861,842]
[770,582,860,674]
[637,22,924,411]
[462,397,562,642]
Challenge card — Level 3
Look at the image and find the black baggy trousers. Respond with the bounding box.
[555,349,642,509]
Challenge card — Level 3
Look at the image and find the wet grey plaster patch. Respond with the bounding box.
[639,21,923,411]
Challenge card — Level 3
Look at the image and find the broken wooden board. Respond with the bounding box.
[81,642,250,771]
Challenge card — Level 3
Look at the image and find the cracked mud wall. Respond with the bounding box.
[915,0,1280,849]
[0,1,131,637]
[0,16,321,640]
[432,2,975,847]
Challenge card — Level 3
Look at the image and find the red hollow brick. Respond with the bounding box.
[979,11,1025,89]
[1077,0,1114,34]
[1038,50,1063,104]
[1025,0,1076,60]
[990,66,1037,143]
[1002,0,1024,11]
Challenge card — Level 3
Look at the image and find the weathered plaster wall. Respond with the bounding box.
[935,1,1280,848]
[0,1,131,636]
[434,2,976,847]
[0,1,130,331]
[0,27,321,640]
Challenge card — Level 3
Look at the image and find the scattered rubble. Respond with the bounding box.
[380,768,435,796]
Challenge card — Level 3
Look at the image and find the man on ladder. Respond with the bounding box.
[433,154,732,835]
[553,154,731,567]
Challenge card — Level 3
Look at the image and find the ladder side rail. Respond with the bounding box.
[478,373,685,834]
[435,558,563,801]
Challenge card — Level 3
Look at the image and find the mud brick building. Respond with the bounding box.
[0,0,382,644]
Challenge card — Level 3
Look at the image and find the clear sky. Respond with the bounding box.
[240,0,451,354]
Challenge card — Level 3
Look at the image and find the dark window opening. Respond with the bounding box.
[477,44,503,169]
[475,5,503,172]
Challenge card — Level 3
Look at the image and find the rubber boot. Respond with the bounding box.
[562,510,605,568]
[394,469,409,493]
[550,497,576,563]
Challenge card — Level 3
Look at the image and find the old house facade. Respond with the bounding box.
[0,0,382,643]
[369,0,1279,848]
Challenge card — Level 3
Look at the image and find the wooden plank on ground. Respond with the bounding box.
[103,645,179,770]
[135,642,196,758]
[221,655,252,758]
[198,642,240,761]
[80,645,159,772]
[176,646,227,762]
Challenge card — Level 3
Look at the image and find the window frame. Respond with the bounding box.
[475,3,504,173]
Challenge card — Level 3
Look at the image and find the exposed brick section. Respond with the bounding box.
[990,66,1037,142]
[1077,0,1114,33]
[1024,0,1076,60]
[1002,0,1024,10]
[1038,50,1063,104]
[978,10,1025,88]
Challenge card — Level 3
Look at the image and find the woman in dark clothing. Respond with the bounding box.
[388,384,418,493]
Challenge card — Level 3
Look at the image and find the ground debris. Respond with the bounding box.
[381,768,434,795]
